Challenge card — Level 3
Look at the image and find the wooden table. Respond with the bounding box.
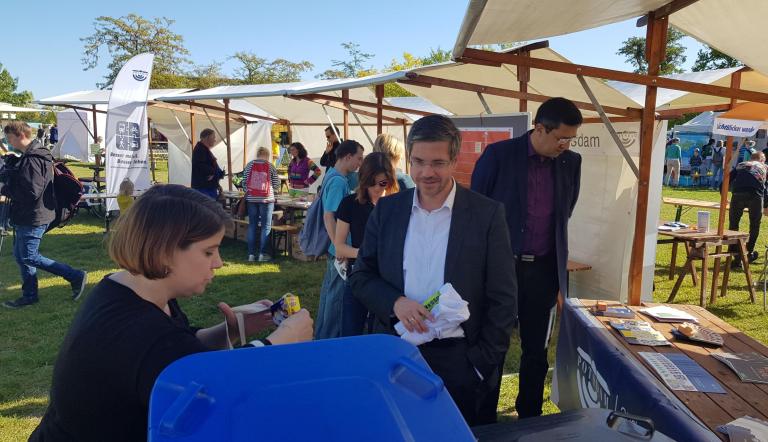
[587,300,768,440]
[662,197,747,223]
[658,227,756,307]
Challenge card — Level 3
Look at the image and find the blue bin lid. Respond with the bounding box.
[148,335,474,441]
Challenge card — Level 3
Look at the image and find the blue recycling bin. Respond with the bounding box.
[148,335,475,441]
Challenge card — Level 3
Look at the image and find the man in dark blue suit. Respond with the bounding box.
[471,97,583,419]
[350,115,517,426]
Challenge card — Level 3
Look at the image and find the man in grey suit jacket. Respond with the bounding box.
[350,115,517,426]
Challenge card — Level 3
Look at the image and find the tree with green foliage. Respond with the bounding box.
[692,46,741,71]
[0,64,33,106]
[230,52,313,84]
[616,28,687,75]
[81,14,191,88]
[317,42,375,79]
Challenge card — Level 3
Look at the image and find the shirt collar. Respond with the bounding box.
[527,134,551,161]
[413,179,457,212]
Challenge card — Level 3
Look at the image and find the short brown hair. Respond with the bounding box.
[3,121,34,138]
[109,184,231,279]
[356,152,399,203]
[406,115,461,161]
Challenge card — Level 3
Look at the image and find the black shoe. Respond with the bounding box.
[3,296,39,309]
[748,251,759,263]
[731,259,742,269]
[71,271,88,301]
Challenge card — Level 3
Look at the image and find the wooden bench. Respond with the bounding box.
[271,224,300,257]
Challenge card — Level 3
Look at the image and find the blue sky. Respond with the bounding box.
[3,0,705,99]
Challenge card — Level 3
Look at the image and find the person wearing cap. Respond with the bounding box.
[665,138,682,187]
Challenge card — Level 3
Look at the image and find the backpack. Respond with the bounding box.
[46,162,84,232]
[246,161,271,199]
[712,147,724,165]
[299,175,345,257]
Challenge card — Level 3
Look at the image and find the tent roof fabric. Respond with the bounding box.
[719,102,768,121]
[0,102,50,113]
[36,89,192,106]
[400,47,639,117]
[454,0,768,77]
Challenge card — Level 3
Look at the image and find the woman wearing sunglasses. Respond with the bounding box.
[334,152,399,336]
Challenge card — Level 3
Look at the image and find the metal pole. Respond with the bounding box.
[224,98,233,191]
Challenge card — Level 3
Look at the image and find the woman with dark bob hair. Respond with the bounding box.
[287,142,322,189]
[30,184,313,442]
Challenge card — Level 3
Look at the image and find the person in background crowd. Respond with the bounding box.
[1,121,87,309]
[689,148,703,187]
[472,97,582,421]
[49,123,58,147]
[29,184,313,442]
[287,142,321,189]
[36,126,45,144]
[315,140,364,339]
[320,125,341,168]
[712,140,725,190]
[117,178,135,213]
[729,151,768,267]
[665,137,682,187]
[351,115,517,426]
[738,139,757,164]
[334,152,399,336]
[244,147,280,262]
[191,128,225,199]
[701,138,714,177]
[372,133,415,190]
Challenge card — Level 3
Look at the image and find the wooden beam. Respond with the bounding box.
[518,50,530,113]
[148,117,156,182]
[637,0,700,26]
[376,84,384,135]
[506,40,549,55]
[583,117,640,124]
[243,123,248,169]
[718,71,742,235]
[289,122,406,127]
[404,73,643,118]
[457,48,768,105]
[189,105,196,147]
[656,104,731,119]
[50,104,107,114]
[91,105,99,142]
[291,96,406,124]
[342,89,350,139]
[223,98,233,191]
[628,12,668,306]
[169,99,284,124]
[301,93,435,117]
[148,101,246,123]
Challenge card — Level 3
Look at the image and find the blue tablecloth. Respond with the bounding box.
[553,298,719,442]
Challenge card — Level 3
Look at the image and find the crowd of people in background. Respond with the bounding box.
[665,136,761,190]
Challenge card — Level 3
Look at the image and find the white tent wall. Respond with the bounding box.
[566,121,666,302]
[54,108,107,161]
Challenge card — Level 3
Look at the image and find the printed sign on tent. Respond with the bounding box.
[105,53,154,210]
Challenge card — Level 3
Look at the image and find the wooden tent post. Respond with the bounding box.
[190,105,196,147]
[518,49,530,113]
[718,71,742,234]
[628,11,667,306]
[147,117,156,182]
[91,104,98,143]
[342,89,350,139]
[403,121,410,174]
[376,84,384,135]
[224,98,233,191]
[243,123,248,169]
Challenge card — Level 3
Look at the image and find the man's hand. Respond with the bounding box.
[393,296,434,334]
[267,309,313,344]
[218,300,274,344]
[325,141,333,153]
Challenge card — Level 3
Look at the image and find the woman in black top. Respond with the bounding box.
[334,152,399,336]
[30,185,313,442]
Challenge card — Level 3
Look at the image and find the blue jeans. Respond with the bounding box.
[194,187,218,199]
[247,201,274,256]
[712,164,723,188]
[13,224,81,300]
[341,278,368,337]
[315,257,345,339]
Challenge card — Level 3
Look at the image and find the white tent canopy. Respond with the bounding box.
[0,102,50,114]
[454,0,768,76]
[398,47,640,118]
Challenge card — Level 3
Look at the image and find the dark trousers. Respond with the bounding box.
[515,254,559,418]
[340,280,368,336]
[729,192,763,254]
[419,338,484,426]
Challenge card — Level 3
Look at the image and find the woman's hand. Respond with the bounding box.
[267,309,313,344]
[218,300,274,344]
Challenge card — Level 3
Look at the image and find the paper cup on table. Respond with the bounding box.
[697,211,710,232]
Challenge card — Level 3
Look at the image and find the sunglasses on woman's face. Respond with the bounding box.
[375,180,389,188]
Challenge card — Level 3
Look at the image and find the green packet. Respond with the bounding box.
[423,290,441,312]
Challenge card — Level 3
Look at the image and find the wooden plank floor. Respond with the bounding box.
[583,300,768,440]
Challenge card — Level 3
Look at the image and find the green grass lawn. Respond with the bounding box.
[0,184,763,440]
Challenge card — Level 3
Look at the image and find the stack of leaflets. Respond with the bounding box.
[639,305,698,323]
[671,322,724,347]
[640,352,725,393]
[609,320,671,346]
[659,222,689,232]
[593,305,635,318]
[712,352,768,384]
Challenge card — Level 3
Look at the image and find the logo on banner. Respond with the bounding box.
[616,130,638,149]
[576,347,611,408]
[132,69,149,81]
[116,121,141,151]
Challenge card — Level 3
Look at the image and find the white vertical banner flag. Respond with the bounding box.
[105,53,154,211]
